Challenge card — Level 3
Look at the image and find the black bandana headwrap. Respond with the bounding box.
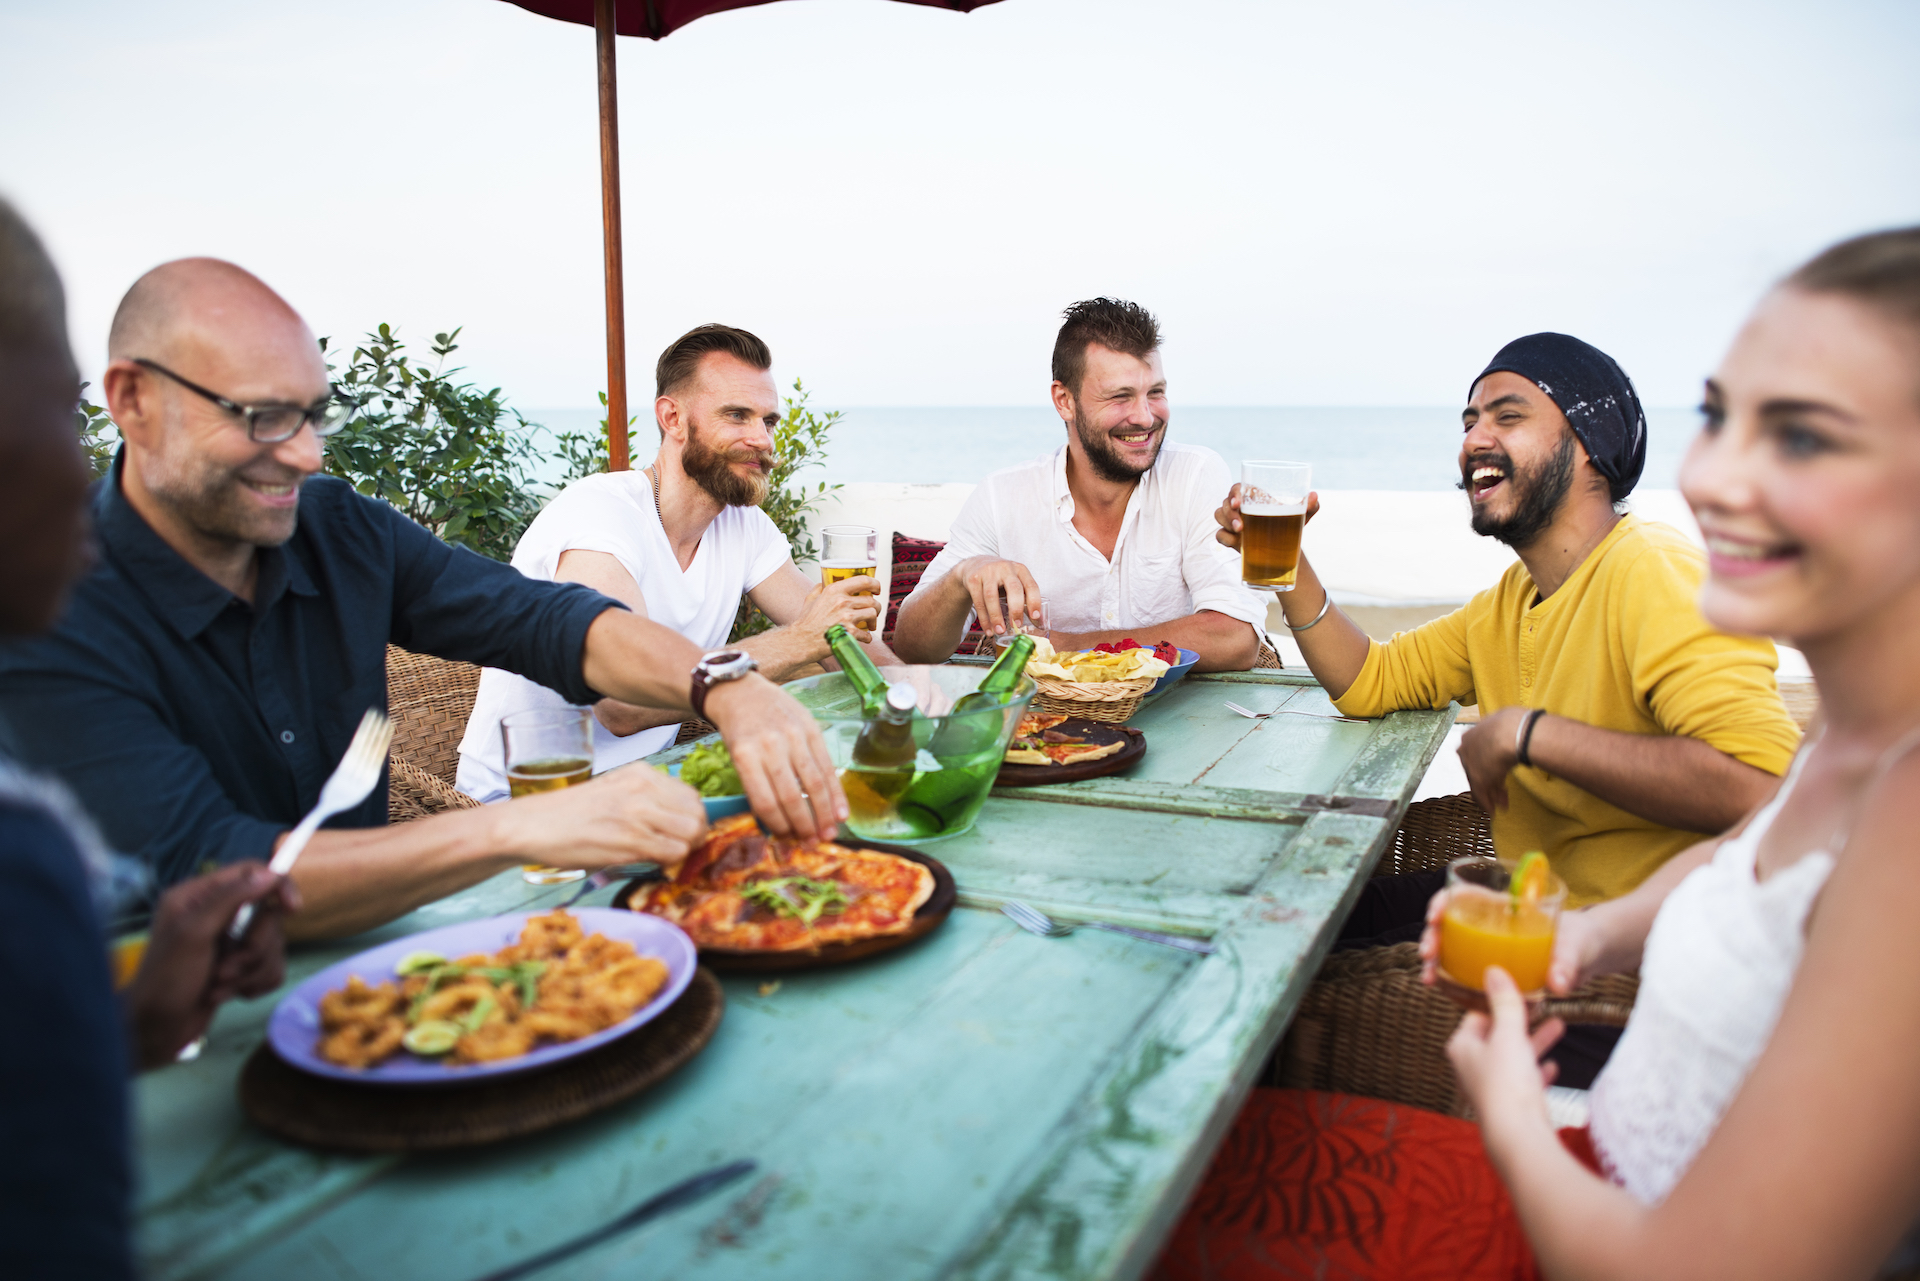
[1472,333,1647,502]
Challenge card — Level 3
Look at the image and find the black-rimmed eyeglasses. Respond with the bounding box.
[133,358,359,444]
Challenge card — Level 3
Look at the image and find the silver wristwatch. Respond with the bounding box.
[688,649,758,719]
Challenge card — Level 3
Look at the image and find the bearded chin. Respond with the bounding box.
[1073,410,1162,484]
[1470,432,1576,548]
[682,428,772,508]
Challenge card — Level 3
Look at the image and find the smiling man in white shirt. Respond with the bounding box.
[892,298,1268,670]
[458,324,896,803]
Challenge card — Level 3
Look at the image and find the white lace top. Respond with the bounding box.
[1588,750,1833,1204]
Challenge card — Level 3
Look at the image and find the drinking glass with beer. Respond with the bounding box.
[502,707,594,885]
[1238,461,1311,592]
[1435,853,1567,1012]
[820,524,880,641]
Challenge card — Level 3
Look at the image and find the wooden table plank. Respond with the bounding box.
[950,811,1395,1281]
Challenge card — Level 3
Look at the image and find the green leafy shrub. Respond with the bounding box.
[74,384,118,478]
[553,390,618,484]
[321,325,544,561]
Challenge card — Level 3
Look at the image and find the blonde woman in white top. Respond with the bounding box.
[1434,226,1920,1279]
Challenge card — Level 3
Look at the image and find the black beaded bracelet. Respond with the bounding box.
[1516,708,1547,768]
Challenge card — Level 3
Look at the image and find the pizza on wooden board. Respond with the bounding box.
[1004,711,1127,767]
[630,814,935,952]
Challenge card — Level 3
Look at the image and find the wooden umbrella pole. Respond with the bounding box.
[595,0,630,471]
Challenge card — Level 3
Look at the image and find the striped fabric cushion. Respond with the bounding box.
[884,532,987,655]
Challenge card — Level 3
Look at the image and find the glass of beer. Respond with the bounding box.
[820,524,880,640]
[502,707,593,885]
[1435,854,1568,1012]
[1239,461,1311,592]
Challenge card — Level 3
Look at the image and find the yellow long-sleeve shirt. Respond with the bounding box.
[1333,516,1801,906]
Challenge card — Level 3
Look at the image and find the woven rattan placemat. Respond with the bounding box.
[239,967,724,1152]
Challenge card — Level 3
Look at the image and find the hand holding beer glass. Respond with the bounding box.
[1238,461,1311,592]
[820,524,881,641]
[503,707,594,885]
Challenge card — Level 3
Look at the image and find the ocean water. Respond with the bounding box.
[525,405,1701,492]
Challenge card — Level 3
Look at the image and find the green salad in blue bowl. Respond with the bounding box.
[666,741,751,820]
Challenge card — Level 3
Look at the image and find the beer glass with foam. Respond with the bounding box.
[1238,461,1311,592]
[819,524,880,640]
[502,707,593,885]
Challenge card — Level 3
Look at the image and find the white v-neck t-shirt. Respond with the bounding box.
[455,470,790,803]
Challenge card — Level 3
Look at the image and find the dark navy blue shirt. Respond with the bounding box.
[0,460,619,888]
[0,795,134,1280]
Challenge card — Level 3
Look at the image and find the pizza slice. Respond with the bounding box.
[1040,738,1125,766]
[1014,710,1070,738]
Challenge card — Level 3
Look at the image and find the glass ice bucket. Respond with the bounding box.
[784,665,1037,844]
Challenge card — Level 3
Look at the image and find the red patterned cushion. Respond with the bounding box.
[884,532,987,654]
[1151,1089,1601,1281]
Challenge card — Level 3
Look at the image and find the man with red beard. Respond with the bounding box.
[893,298,1269,670]
[459,324,898,801]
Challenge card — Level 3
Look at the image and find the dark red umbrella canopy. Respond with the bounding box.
[506,0,1002,41]
[501,0,1003,467]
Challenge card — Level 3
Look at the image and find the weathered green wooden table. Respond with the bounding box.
[133,671,1450,1281]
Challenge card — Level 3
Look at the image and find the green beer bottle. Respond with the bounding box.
[952,633,1036,714]
[843,682,926,836]
[928,633,1035,757]
[854,683,920,772]
[825,623,890,716]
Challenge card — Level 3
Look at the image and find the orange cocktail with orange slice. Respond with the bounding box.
[1437,852,1567,1006]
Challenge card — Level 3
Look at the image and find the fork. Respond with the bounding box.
[227,707,394,940]
[558,863,665,909]
[1223,699,1367,724]
[1001,900,1217,955]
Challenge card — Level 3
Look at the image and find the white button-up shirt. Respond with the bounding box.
[906,442,1269,638]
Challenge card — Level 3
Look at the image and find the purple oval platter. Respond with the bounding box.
[266,908,697,1087]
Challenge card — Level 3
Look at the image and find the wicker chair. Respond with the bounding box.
[1267,791,1639,1117]
[385,646,484,821]
[674,717,718,744]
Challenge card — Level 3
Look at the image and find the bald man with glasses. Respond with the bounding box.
[0,257,848,940]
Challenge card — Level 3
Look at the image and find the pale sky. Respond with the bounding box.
[3,0,1916,410]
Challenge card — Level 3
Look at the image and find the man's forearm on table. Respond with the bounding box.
[283,805,521,939]
[1526,715,1779,834]
[594,698,683,738]
[1050,610,1261,672]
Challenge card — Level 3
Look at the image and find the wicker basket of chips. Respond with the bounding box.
[1030,674,1159,722]
[1026,639,1172,724]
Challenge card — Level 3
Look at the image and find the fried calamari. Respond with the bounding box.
[313,910,670,1070]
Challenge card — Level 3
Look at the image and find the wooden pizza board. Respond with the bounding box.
[995,720,1147,787]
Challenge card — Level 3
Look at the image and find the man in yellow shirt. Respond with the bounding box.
[1216,333,1799,1082]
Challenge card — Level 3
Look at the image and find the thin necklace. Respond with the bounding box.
[646,464,660,510]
